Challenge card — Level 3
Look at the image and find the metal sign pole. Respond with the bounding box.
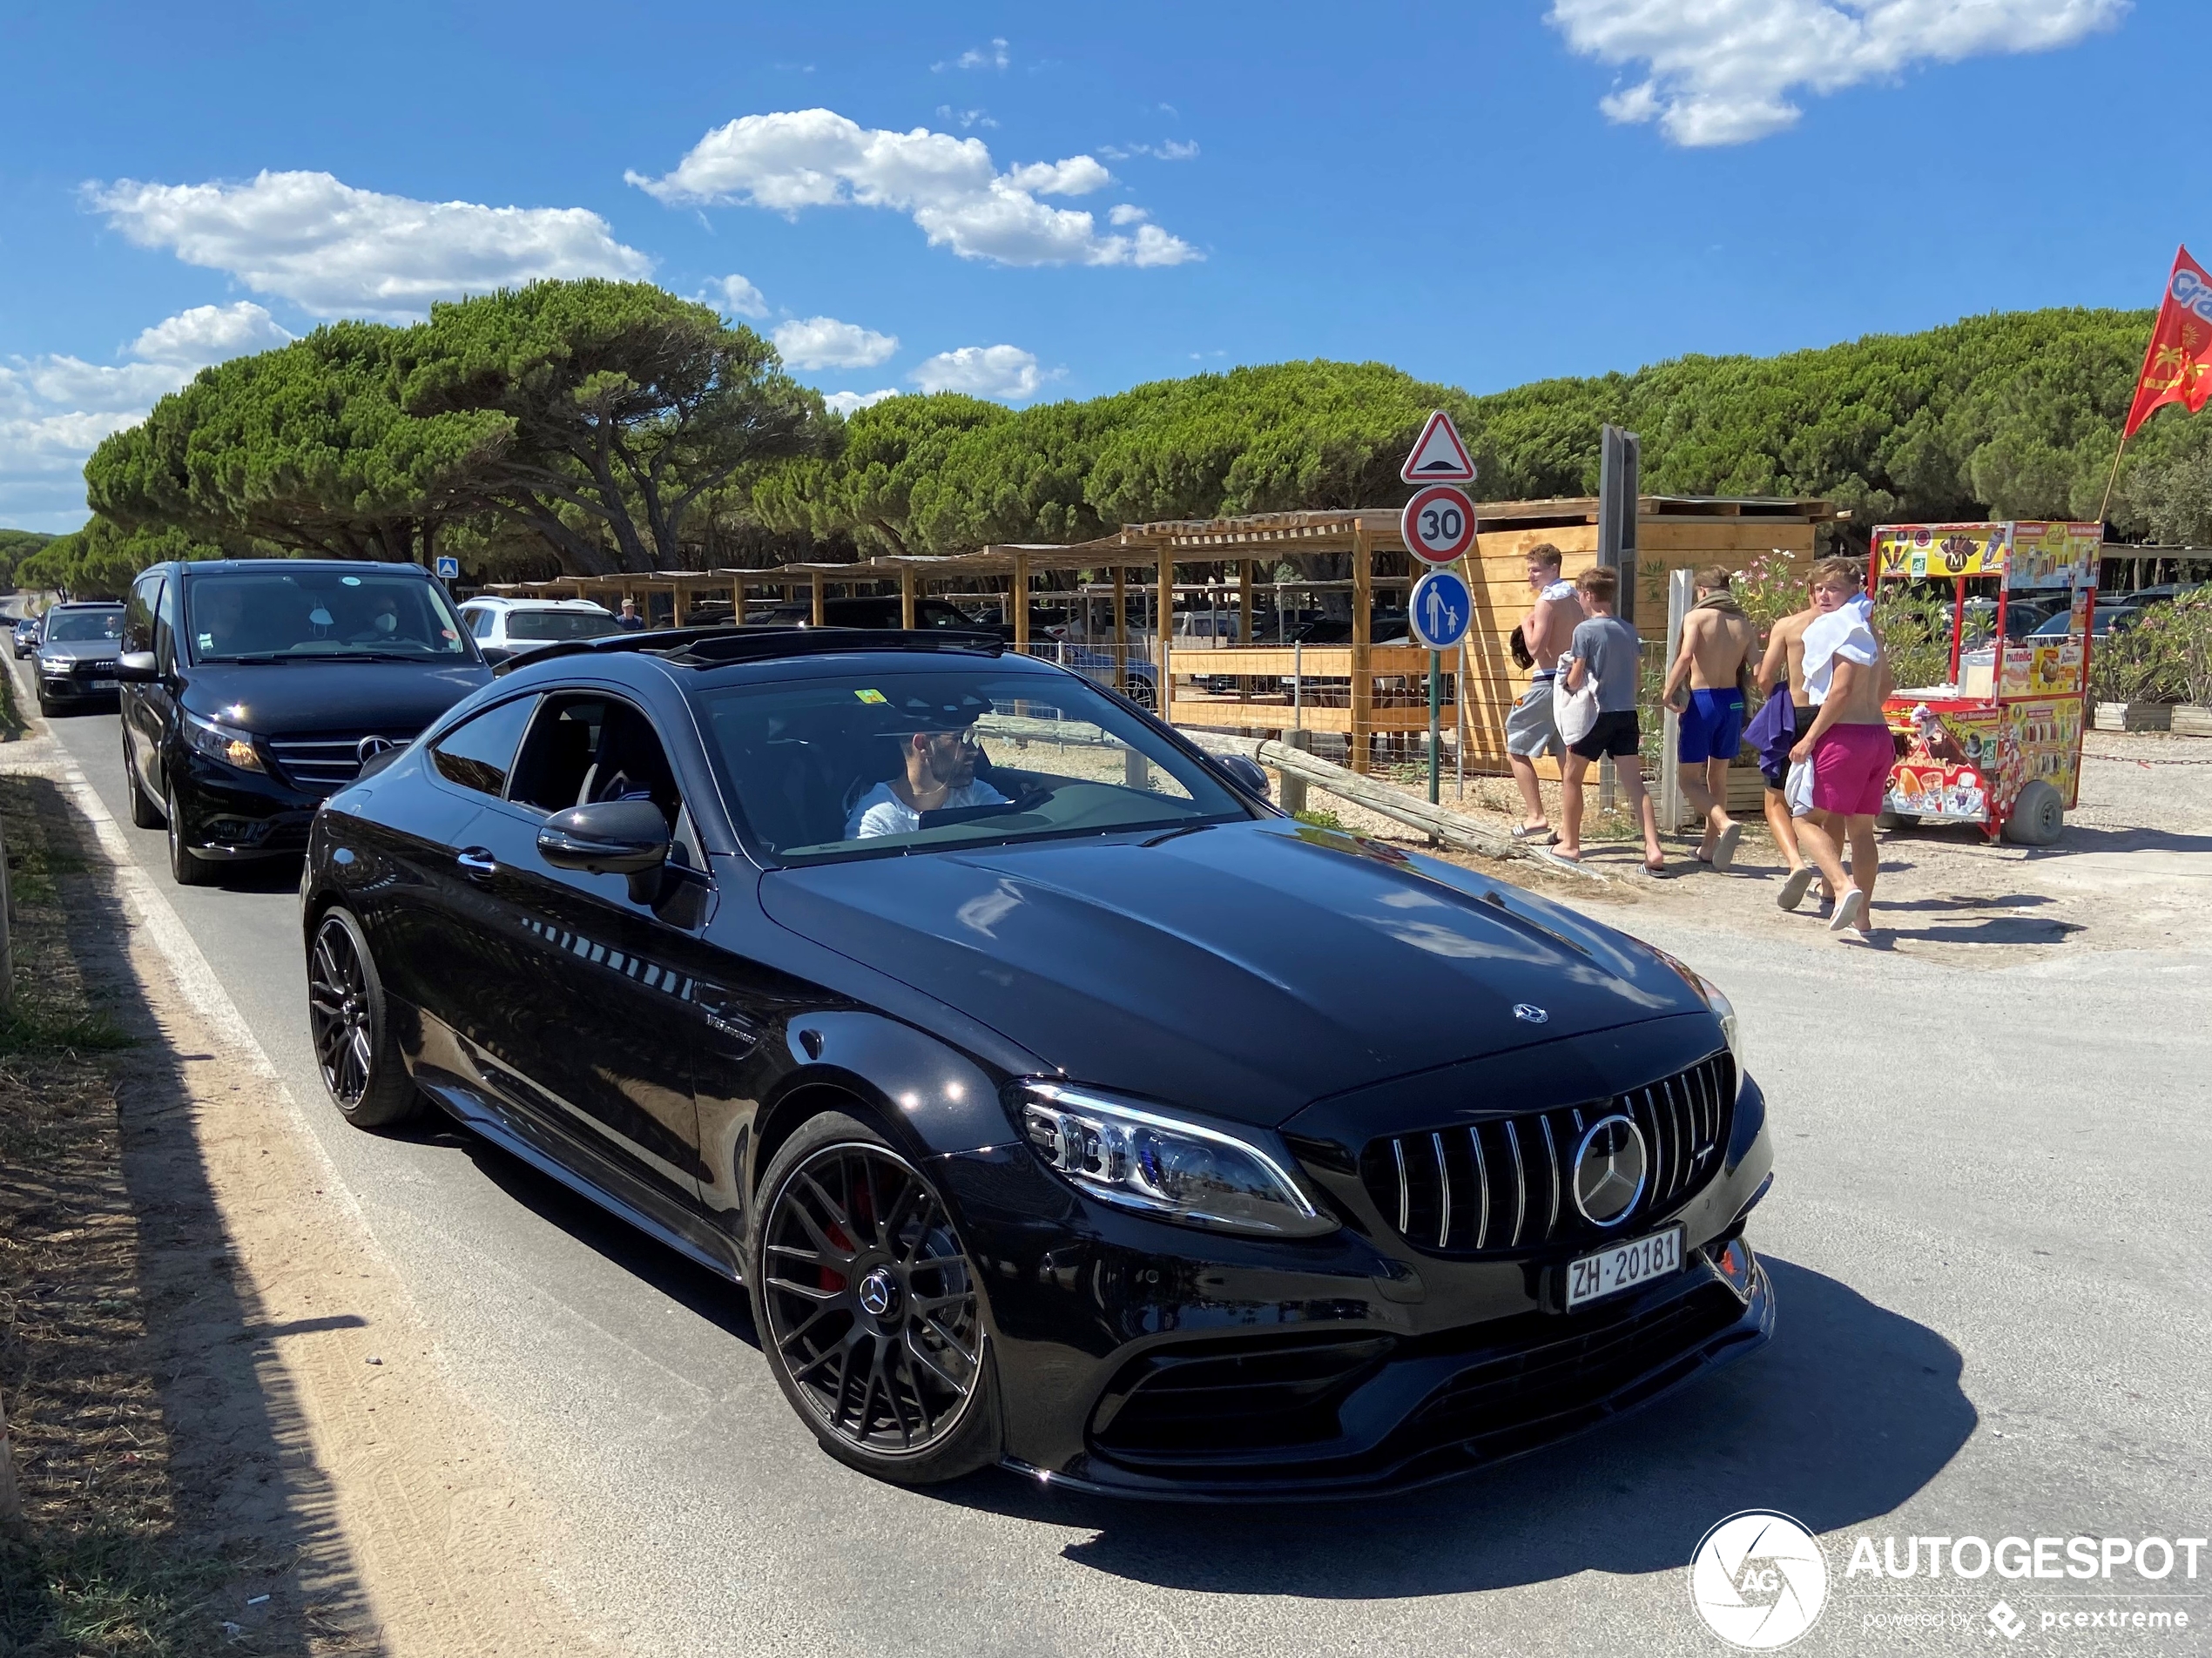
[1428,650,1441,805]
[1660,567,1694,833]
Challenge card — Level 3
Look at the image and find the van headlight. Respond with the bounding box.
[181,707,265,773]
[1015,1082,1335,1237]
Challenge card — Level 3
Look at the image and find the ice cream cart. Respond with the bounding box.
[1869,521,2101,846]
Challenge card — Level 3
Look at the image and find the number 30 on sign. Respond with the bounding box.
[1401,483,1477,565]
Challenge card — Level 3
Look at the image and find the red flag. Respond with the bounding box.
[2124,246,2212,438]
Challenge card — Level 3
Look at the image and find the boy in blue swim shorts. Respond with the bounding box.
[1661,569,1757,871]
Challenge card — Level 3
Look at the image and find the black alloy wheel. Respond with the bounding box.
[123,725,163,828]
[165,782,214,886]
[307,908,423,1129]
[752,1112,999,1482]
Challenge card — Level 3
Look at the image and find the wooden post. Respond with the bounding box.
[810,570,826,628]
[1013,552,1031,656]
[671,582,690,627]
[900,566,917,630]
[1659,568,1694,833]
[1238,559,1254,643]
[731,577,744,624]
[1279,727,1312,815]
[1157,546,1175,726]
[1111,566,1128,694]
[1351,518,1373,774]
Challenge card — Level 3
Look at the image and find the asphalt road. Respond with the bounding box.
[19,654,2210,1657]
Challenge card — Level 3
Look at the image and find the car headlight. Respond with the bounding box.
[1652,948,1741,1071]
[181,707,266,773]
[1015,1082,1336,1237]
[37,652,68,675]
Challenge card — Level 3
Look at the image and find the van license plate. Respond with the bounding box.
[1565,1224,1683,1309]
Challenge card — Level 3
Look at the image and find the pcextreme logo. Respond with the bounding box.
[1689,1510,1830,1649]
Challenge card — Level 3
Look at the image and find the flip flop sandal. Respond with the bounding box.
[1776,866,1815,911]
[1829,889,1866,933]
[1510,825,1560,845]
[1711,822,1743,873]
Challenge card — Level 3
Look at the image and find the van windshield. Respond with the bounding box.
[186,570,473,662]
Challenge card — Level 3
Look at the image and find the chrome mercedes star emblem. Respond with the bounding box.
[1513,1003,1549,1024]
[355,735,397,765]
[857,1269,896,1318]
[1573,1114,1649,1227]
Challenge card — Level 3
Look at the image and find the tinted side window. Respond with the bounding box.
[466,608,496,638]
[125,575,164,653]
[430,696,540,797]
[508,695,681,826]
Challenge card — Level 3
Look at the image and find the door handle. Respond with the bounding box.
[455,847,496,877]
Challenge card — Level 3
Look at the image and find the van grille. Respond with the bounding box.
[1358,1051,1735,1256]
[265,731,416,795]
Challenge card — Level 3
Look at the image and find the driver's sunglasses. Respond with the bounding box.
[931,728,983,751]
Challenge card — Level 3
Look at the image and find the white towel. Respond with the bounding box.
[1802,607,1878,705]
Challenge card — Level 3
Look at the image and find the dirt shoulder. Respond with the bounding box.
[0,680,602,1655]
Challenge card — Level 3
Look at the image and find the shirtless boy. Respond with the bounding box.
[1789,558,1894,938]
[1756,592,1820,899]
[1503,543,1583,842]
[1661,567,1757,871]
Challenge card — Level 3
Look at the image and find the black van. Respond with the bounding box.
[116,560,491,885]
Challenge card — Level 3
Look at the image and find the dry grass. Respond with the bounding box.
[0,767,245,1657]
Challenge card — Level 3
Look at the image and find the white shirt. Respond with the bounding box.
[846,778,1008,839]
[1801,605,1878,705]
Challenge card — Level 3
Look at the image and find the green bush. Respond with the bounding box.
[2089,589,2212,704]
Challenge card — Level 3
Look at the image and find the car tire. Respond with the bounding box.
[2002,779,2064,847]
[124,727,164,829]
[748,1109,1001,1485]
[306,907,424,1129]
[165,781,216,886]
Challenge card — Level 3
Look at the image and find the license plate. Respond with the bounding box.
[89,677,116,688]
[1565,1224,1684,1309]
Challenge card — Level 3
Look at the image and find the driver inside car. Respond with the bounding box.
[845,693,1008,839]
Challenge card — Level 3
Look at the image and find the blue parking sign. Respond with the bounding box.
[434,556,461,580]
[1409,569,1472,651]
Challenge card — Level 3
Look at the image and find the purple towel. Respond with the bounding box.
[1743,692,1796,775]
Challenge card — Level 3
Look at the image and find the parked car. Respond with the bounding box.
[2031,605,2138,638]
[1959,595,2066,644]
[31,601,125,715]
[300,627,1771,1497]
[12,615,43,658]
[116,559,490,886]
[458,596,625,664]
[756,595,988,631]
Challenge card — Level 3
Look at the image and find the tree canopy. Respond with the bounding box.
[84,281,829,577]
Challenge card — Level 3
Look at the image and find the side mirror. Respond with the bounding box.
[1216,753,1271,799]
[113,650,159,683]
[537,799,671,902]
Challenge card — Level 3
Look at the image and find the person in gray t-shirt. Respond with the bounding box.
[1556,567,1666,873]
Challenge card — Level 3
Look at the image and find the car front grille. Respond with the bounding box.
[265,731,417,795]
[1089,1334,1397,1459]
[1358,1050,1735,1257]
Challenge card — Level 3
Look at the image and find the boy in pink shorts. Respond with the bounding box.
[1788,557,1894,938]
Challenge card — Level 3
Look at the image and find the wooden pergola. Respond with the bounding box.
[482,493,1833,775]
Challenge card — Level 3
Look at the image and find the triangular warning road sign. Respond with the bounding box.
[1400,410,1476,484]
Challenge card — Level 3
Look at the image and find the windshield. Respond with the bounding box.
[43,609,122,643]
[506,609,622,642]
[185,570,472,662]
[698,665,1250,863]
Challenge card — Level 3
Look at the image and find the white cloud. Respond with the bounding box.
[935,104,998,130]
[773,315,899,370]
[1109,204,1150,226]
[936,37,1009,71]
[705,273,769,319]
[625,109,1200,268]
[823,388,900,415]
[1550,0,2129,146]
[911,344,1052,401]
[1101,138,1200,162]
[0,301,295,527]
[88,170,655,320]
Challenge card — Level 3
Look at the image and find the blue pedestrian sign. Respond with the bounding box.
[1409,569,1473,651]
[434,555,461,581]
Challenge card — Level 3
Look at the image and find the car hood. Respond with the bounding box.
[759,819,1705,1127]
[181,660,491,734]
[39,638,121,663]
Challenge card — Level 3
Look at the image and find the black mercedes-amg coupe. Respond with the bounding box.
[300,626,1774,1498]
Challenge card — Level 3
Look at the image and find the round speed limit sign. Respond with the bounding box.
[1401,484,1477,565]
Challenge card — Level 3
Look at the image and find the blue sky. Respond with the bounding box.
[0,0,2188,530]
